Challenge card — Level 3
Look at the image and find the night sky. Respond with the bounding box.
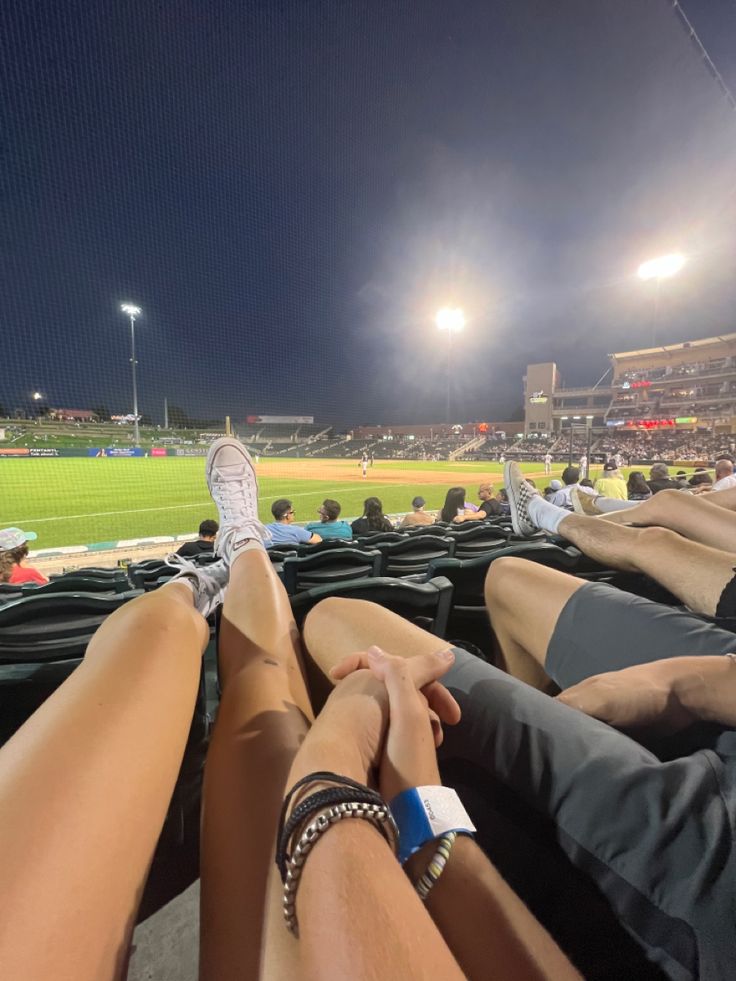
[3,0,736,427]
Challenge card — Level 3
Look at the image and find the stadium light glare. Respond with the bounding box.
[32,391,43,400]
[637,253,685,281]
[435,307,465,425]
[435,307,465,333]
[120,303,142,445]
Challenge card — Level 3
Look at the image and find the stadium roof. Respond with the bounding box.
[609,332,736,362]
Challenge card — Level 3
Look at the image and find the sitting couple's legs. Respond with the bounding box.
[504,463,736,620]
[304,581,736,979]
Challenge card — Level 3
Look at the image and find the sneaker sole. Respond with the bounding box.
[205,436,258,499]
[503,461,527,537]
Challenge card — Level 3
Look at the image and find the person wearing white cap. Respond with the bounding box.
[0,527,47,585]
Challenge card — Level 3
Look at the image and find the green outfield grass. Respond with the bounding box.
[0,457,705,549]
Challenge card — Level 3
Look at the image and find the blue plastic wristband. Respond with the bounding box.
[390,786,475,865]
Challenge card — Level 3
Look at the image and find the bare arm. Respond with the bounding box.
[558,654,736,731]
[411,836,580,981]
[308,532,322,543]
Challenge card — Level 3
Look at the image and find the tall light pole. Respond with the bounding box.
[637,253,685,347]
[435,307,465,425]
[121,304,142,445]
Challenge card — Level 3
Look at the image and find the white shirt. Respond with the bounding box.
[712,474,736,492]
[549,483,595,508]
[544,454,552,463]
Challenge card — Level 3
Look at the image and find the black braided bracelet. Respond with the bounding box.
[277,785,385,881]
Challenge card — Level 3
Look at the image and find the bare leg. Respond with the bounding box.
[484,558,586,689]
[0,584,208,980]
[199,548,314,981]
[598,489,736,551]
[302,596,448,683]
[557,512,735,615]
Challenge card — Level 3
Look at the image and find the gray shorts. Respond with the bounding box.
[442,617,736,979]
[546,580,736,687]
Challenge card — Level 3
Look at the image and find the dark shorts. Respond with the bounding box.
[715,570,736,620]
[546,581,736,687]
[441,614,736,979]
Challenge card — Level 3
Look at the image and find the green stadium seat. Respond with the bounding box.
[282,548,381,595]
[426,543,581,659]
[374,535,456,578]
[22,576,131,596]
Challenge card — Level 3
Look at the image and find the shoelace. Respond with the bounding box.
[212,467,258,523]
[165,553,199,575]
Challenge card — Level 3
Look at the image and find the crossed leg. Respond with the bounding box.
[555,511,736,617]
[596,488,736,551]
[0,583,209,980]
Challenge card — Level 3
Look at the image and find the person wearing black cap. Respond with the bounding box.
[399,495,435,528]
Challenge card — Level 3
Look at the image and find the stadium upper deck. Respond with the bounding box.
[524,333,736,437]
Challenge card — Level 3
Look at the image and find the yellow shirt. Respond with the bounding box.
[594,476,628,500]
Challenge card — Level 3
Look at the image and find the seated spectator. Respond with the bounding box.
[646,463,682,494]
[176,519,219,557]
[453,482,502,523]
[0,527,48,585]
[439,487,467,524]
[305,499,352,539]
[544,479,562,501]
[399,496,435,528]
[548,467,594,509]
[578,478,593,489]
[266,499,321,545]
[0,550,15,583]
[350,496,394,536]
[689,469,713,492]
[675,471,690,489]
[593,461,627,500]
[711,458,736,493]
[626,471,652,501]
[495,487,511,515]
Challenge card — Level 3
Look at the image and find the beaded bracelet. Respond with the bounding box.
[283,800,399,935]
[414,831,457,901]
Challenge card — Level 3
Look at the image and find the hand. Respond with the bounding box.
[333,646,461,800]
[556,660,697,735]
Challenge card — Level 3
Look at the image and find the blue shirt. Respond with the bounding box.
[265,521,313,545]
[304,520,352,540]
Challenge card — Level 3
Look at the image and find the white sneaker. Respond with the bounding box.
[504,461,540,537]
[164,554,230,617]
[205,437,271,565]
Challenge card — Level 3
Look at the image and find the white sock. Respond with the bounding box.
[527,495,568,535]
[231,536,266,561]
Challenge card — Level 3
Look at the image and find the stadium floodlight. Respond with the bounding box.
[120,303,142,445]
[435,307,465,423]
[32,391,43,400]
[435,307,465,333]
[637,253,685,281]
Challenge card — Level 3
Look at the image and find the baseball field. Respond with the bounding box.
[0,456,702,550]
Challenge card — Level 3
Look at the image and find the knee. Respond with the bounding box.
[636,524,678,550]
[484,556,529,612]
[650,488,681,511]
[303,596,358,646]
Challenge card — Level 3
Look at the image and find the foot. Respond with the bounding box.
[165,554,229,617]
[504,461,540,537]
[570,486,603,516]
[206,437,271,565]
